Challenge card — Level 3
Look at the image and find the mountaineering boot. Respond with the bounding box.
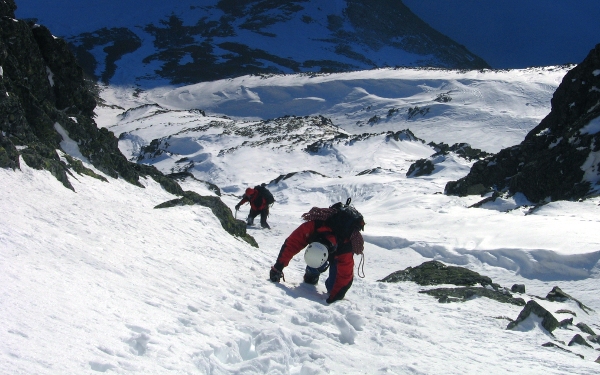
[303,265,322,285]
[303,271,319,285]
[246,216,254,226]
[261,222,271,229]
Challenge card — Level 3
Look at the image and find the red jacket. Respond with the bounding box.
[238,188,268,211]
[274,221,356,303]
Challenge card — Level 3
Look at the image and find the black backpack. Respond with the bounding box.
[325,198,364,240]
[254,184,275,205]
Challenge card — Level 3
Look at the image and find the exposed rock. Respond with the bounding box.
[420,286,526,306]
[568,334,593,348]
[546,286,593,314]
[407,142,491,178]
[588,335,600,344]
[556,309,577,317]
[154,191,258,248]
[269,170,329,184]
[511,284,526,294]
[507,300,559,333]
[445,44,600,203]
[559,317,573,328]
[541,342,584,359]
[406,159,434,177]
[0,7,143,188]
[576,322,597,336]
[378,260,494,287]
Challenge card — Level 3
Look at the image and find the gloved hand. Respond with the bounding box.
[270,266,284,282]
[235,203,241,210]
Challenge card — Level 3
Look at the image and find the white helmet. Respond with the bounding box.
[304,242,329,268]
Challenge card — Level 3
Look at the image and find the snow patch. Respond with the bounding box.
[54,122,87,161]
[581,116,600,135]
[593,69,600,76]
[46,66,54,87]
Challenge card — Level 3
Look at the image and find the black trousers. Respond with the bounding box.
[247,207,269,227]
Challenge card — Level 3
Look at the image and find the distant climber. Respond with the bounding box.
[269,199,365,304]
[235,184,274,229]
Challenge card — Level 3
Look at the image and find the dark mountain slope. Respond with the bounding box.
[16,0,489,86]
[445,44,600,203]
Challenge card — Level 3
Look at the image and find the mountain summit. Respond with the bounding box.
[17,0,489,86]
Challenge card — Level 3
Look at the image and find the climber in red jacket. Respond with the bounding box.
[235,187,270,229]
[269,200,365,304]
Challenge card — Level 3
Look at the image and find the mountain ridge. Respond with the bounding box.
[16,0,490,87]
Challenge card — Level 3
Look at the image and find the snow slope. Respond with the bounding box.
[2,67,600,374]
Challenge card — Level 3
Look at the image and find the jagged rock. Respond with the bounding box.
[596,356,600,364]
[0,7,143,188]
[154,191,258,248]
[511,284,526,294]
[546,286,593,314]
[556,309,577,317]
[588,335,600,344]
[541,342,584,359]
[576,322,597,336]
[379,260,494,287]
[420,286,526,306]
[568,334,593,348]
[507,300,559,333]
[406,159,435,177]
[445,44,600,203]
[559,317,573,328]
[0,0,16,18]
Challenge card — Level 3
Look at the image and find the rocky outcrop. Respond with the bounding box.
[154,191,258,248]
[546,286,593,314]
[0,1,142,189]
[379,260,495,287]
[507,300,560,333]
[445,44,600,203]
[420,286,526,306]
[407,142,491,178]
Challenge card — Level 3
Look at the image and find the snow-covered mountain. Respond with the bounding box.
[15,0,489,86]
[3,1,600,374]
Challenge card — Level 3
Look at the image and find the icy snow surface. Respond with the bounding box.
[2,67,600,374]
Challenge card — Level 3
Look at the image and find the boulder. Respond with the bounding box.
[576,322,596,336]
[511,284,526,294]
[568,334,593,348]
[507,300,559,333]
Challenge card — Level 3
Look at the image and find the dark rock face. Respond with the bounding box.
[0,4,142,188]
[446,45,600,203]
[507,300,559,333]
[378,260,494,287]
